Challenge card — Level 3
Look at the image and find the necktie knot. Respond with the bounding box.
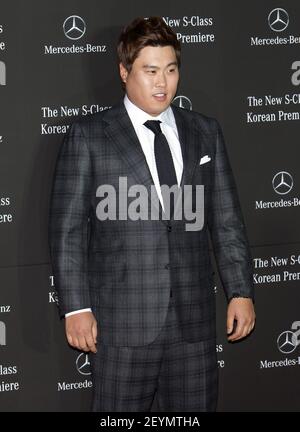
[144,120,162,136]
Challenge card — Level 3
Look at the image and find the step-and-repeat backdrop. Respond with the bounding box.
[1,0,300,411]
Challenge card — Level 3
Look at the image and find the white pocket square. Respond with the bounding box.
[199,155,211,165]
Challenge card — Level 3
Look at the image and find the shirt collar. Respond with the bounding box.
[124,94,177,132]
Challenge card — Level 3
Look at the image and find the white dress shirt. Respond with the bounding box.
[65,95,183,317]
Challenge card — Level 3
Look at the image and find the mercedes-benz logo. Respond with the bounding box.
[63,15,86,40]
[76,353,91,375]
[268,8,289,32]
[277,331,297,354]
[172,95,192,111]
[272,171,293,195]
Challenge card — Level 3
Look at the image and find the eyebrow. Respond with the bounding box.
[142,62,178,69]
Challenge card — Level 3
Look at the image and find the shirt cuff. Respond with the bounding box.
[65,308,92,317]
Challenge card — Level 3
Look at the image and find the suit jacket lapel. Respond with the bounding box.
[171,105,203,222]
[172,104,202,188]
[103,102,165,223]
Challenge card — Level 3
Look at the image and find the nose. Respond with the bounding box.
[155,72,167,87]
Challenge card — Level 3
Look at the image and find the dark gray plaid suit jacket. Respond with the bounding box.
[48,101,254,347]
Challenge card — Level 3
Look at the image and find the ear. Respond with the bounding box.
[119,63,128,83]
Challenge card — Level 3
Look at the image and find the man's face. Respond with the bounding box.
[120,45,179,116]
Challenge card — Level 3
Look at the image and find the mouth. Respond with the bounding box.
[153,92,167,102]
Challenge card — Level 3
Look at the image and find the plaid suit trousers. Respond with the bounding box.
[90,295,218,412]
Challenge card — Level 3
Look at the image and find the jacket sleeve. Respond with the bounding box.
[207,118,254,301]
[48,122,92,316]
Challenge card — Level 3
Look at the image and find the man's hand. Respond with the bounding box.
[65,312,98,353]
[227,298,255,342]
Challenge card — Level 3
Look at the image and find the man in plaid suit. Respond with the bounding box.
[49,16,255,412]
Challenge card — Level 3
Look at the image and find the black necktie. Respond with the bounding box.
[144,120,177,218]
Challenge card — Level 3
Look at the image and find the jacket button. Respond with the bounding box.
[165,263,170,269]
[170,289,173,297]
[167,225,172,232]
